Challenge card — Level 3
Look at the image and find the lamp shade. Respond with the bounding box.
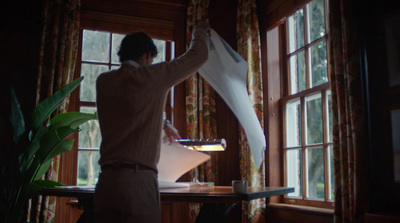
[176,138,227,152]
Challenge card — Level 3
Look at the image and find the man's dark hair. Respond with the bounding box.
[117,31,158,62]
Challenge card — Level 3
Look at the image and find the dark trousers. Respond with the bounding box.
[94,168,161,223]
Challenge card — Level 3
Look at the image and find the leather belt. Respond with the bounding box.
[101,163,155,172]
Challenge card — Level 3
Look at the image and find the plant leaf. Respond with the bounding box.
[31,77,84,136]
[9,87,25,143]
[34,159,52,181]
[35,127,78,163]
[49,112,98,130]
[33,139,75,181]
[19,125,48,172]
[26,180,64,198]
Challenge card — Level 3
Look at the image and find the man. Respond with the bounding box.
[94,21,210,222]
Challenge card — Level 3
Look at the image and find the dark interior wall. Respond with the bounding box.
[357,0,400,213]
[1,1,42,125]
[208,0,241,187]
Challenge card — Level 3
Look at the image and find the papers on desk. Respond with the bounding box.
[198,29,266,168]
[157,134,210,188]
[158,181,190,188]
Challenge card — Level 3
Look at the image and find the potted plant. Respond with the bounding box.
[0,77,97,222]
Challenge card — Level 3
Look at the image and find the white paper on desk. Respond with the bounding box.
[158,181,190,189]
[157,135,210,183]
[198,29,266,168]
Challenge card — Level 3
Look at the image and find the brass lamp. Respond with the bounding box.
[176,138,227,152]
[175,138,226,184]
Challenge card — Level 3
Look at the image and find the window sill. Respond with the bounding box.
[268,203,334,216]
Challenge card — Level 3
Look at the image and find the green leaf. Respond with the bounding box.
[9,87,25,143]
[31,77,84,136]
[26,180,64,198]
[36,127,78,162]
[49,112,97,130]
[19,125,48,172]
[32,138,74,181]
[34,159,52,181]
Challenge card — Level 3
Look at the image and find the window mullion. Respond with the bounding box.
[285,21,292,96]
[109,32,113,69]
[301,96,307,199]
[303,5,311,90]
[322,89,329,201]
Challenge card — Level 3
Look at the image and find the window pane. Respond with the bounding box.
[77,150,100,186]
[327,90,333,142]
[306,147,324,199]
[310,40,328,87]
[80,64,108,102]
[171,41,175,59]
[111,65,120,70]
[307,0,326,43]
[153,39,166,64]
[328,145,335,200]
[111,33,125,64]
[286,99,301,147]
[79,107,101,149]
[305,94,323,144]
[288,10,305,53]
[286,149,302,197]
[82,30,110,62]
[289,51,306,94]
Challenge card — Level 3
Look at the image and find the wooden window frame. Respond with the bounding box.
[263,0,334,209]
[281,0,332,208]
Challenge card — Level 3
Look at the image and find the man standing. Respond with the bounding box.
[94,21,210,222]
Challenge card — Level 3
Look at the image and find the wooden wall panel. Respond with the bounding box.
[258,0,312,30]
[267,204,333,223]
[208,0,241,188]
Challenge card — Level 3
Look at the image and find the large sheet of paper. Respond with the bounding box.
[157,134,210,185]
[198,29,266,168]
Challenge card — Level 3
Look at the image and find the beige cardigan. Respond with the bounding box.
[96,27,209,171]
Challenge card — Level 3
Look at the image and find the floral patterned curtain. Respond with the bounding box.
[329,0,368,222]
[186,0,217,222]
[27,0,80,222]
[236,0,265,222]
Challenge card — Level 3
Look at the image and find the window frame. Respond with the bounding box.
[279,0,334,208]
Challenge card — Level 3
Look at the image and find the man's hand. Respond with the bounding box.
[164,124,181,143]
[196,20,211,37]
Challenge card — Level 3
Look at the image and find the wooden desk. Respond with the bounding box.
[41,186,294,223]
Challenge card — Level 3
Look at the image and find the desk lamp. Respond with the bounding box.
[176,138,227,152]
[176,138,226,184]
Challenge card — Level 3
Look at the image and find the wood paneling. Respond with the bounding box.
[161,202,190,223]
[259,0,312,30]
[81,0,187,22]
[363,212,400,223]
[264,26,284,203]
[267,203,333,223]
[80,11,175,41]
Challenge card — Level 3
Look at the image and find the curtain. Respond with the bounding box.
[236,0,265,222]
[27,0,80,222]
[329,0,369,222]
[186,0,217,222]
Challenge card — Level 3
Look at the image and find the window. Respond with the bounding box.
[76,29,174,186]
[281,0,333,207]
